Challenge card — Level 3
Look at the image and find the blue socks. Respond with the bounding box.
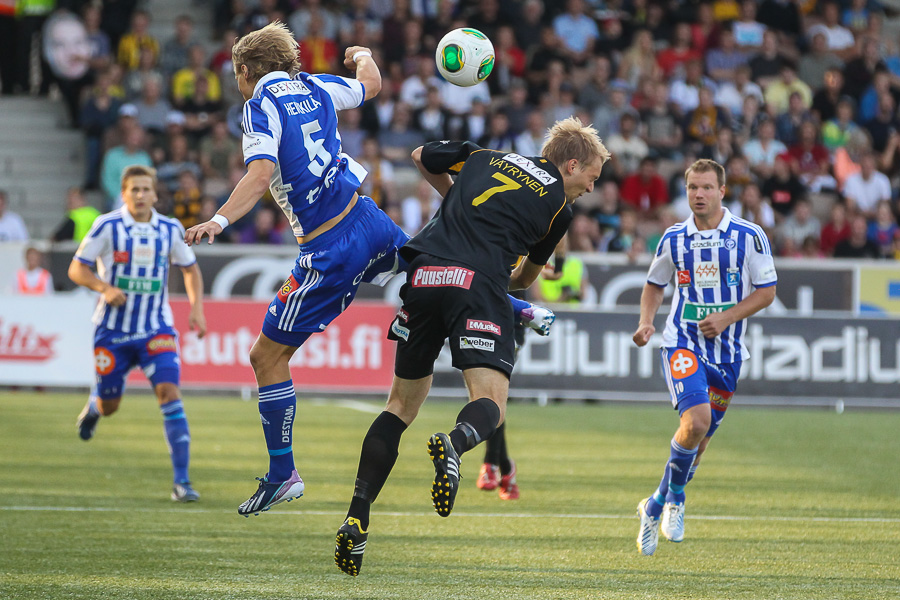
[258,380,297,481]
[507,294,528,320]
[160,399,191,484]
[646,438,698,518]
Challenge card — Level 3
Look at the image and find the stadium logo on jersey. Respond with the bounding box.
[668,349,698,379]
[0,320,57,361]
[500,153,558,185]
[690,239,723,249]
[277,274,299,303]
[694,262,719,288]
[726,268,740,287]
[681,302,735,322]
[724,237,737,250]
[113,251,130,264]
[95,347,116,375]
[266,80,311,97]
[459,336,495,352]
[411,266,475,289]
[677,270,691,287]
[147,335,177,355]
[466,319,501,335]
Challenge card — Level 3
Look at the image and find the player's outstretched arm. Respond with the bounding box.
[185,159,274,246]
[181,263,207,339]
[344,45,381,101]
[633,283,665,347]
[411,146,454,197]
[508,257,552,291]
[68,259,126,307]
[698,285,776,339]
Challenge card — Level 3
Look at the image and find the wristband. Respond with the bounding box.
[352,50,372,63]
[554,255,566,274]
[211,214,230,230]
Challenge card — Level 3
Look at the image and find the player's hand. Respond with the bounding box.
[102,286,126,307]
[633,323,655,347]
[189,308,207,339]
[184,220,223,246]
[541,263,563,280]
[699,312,731,338]
[344,45,372,70]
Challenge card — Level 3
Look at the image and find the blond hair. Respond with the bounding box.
[232,21,300,82]
[120,165,158,190]
[541,117,611,171]
[684,159,726,188]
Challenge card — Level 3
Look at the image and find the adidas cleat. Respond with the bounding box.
[661,501,685,542]
[520,303,555,337]
[76,401,100,441]
[636,498,661,556]
[334,517,368,576]
[237,469,304,516]
[171,481,200,502]
[498,460,519,500]
[476,463,500,491]
[427,433,460,517]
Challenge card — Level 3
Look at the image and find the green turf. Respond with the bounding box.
[1,392,898,599]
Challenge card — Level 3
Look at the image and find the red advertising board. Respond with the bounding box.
[129,298,398,392]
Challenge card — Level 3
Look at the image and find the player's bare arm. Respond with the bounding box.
[344,45,381,101]
[68,259,126,307]
[181,263,207,339]
[699,285,776,338]
[184,158,275,246]
[411,146,454,197]
[508,257,549,290]
[633,283,665,347]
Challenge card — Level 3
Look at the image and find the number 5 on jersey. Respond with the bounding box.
[472,173,522,206]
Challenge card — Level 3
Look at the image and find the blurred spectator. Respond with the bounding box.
[0,2,12,95]
[182,76,223,142]
[811,67,844,123]
[592,79,631,140]
[858,70,899,123]
[787,121,832,189]
[743,118,787,179]
[868,199,899,256]
[822,97,862,153]
[239,206,284,245]
[568,211,601,251]
[777,198,821,254]
[400,179,440,235]
[337,108,366,159]
[820,201,852,255]
[157,134,202,193]
[765,63,812,115]
[607,207,642,254]
[358,137,395,208]
[210,28,238,79]
[400,56,442,111]
[378,102,426,166]
[512,111,546,157]
[289,0,339,42]
[684,86,730,156]
[101,126,152,208]
[171,170,203,230]
[535,254,587,303]
[620,157,669,217]
[123,46,165,101]
[724,154,755,202]
[514,0,544,52]
[594,181,622,241]
[842,151,892,218]
[117,10,159,71]
[692,2,722,53]
[730,182,776,231]
[441,79,491,117]
[843,0,872,33]
[864,92,900,153]
[657,23,701,79]
[834,215,881,257]
[606,113,649,178]
[552,0,598,67]
[82,4,112,73]
[172,45,222,108]
[762,154,806,219]
[133,75,171,135]
[798,235,824,258]
[668,59,715,118]
[706,29,748,84]
[799,32,844,91]
[51,187,100,243]
[757,0,802,38]
[491,25,526,94]
[843,37,890,101]
[545,80,583,126]
[526,27,570,96]
[14,246,53,295]
[716,65,764,121]
[0,190,28,242]
[749,30,786,88]
[578,56,612,113]
[645,206,681,253]
[299,12,339,74]
[619,29,661,88]
[732,0,767,51]
[479,111,516,151]
[711,127,740,166]
[641,81,683,160]
[502,80,534,135]
[775,91,812,146]
[81,73,123,190]
[807,1,856,60]
[160,15,194,79]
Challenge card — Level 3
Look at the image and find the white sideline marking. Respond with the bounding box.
[310,399,382,414]
[2,505,898,523]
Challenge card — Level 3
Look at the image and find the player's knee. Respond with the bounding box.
[155,383,180,404]
[98,398,121,416]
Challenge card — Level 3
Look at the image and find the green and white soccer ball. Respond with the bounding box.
[435,28,495,87]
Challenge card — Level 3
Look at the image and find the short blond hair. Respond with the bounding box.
[232,21,300,82]
[121,165,158,190]
[541,117,611,171]
[684,159,726,188]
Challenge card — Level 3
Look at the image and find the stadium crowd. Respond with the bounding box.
[3,0,900,261]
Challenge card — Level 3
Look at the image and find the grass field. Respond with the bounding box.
[1,392,899,600]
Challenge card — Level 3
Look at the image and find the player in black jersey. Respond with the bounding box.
[334,117,610,576]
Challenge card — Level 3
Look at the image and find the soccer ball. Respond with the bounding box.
[435,28,494,87]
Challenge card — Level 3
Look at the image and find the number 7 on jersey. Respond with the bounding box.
[472,173,522,206]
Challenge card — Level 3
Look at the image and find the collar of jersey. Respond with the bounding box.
[120,206,159,227]
[253,71,293,99]
[685,207,732,237]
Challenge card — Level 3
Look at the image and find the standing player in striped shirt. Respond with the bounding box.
[632,159,777,555]
[71,165,207,502]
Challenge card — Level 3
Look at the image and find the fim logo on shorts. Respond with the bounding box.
[411,266,474,289]
[466,319,501,335]
[459,336,495,352]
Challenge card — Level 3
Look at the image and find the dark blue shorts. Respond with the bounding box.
[262,195,409,346]
[660,347,741,417]
[93,326,181,400]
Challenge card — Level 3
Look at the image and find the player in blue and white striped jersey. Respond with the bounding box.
[70,165,207,503]
[632,159,777,555]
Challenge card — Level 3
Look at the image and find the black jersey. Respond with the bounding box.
[401,140,572,288]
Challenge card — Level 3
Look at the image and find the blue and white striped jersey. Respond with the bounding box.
[647,207,777,363]
[241,70,369,237]
[75,207,196,334]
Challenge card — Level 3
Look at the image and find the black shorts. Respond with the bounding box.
[388,255,516,380]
